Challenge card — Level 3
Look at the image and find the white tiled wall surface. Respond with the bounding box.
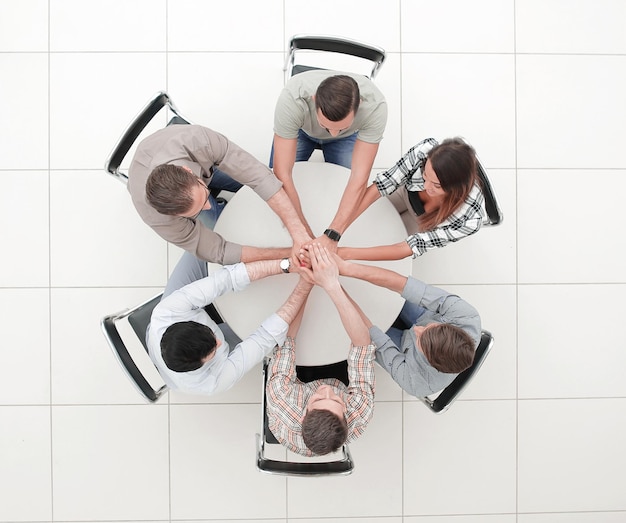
[1,0,625,521]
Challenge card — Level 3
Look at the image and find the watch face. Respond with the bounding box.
[280,259,290,271]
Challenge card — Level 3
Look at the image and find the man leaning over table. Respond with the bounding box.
[328,253,481,398]
[147,251,308,396]
[128,124,312,265]
[267,243,375,456]
[270,70,387,254]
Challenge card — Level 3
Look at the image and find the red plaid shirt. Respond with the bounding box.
[267,336,376,456]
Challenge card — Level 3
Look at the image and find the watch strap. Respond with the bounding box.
[323,228,342,241]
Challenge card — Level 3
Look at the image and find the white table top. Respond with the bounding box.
[210,161,411,366]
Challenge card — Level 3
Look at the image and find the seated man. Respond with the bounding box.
[267,243,375,456]
[271,70,387,249]
[128,124,311,264]
[147,251,309,396]
[330,254,481,397]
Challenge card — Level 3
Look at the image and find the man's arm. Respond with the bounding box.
[328,139,380,235]
[305,243,370,347]
[337,241,413,263]
[331,253,408,295]
[265,186,314,260]
[271,134,315,236]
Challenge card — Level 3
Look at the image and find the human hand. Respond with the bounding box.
[329,251,351,276]
[306,242,340,291]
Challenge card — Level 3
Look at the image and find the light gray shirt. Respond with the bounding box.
[369,277,481,397]
[274,69,387,143]
[147,263,288,396]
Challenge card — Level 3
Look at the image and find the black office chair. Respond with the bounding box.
[284,34,386,79]
[419,329,494,414]
[101,294,168,403]
[105,91,192,185]
[101,293,225,403]
[256,358,355,476]
[476,162,503,226]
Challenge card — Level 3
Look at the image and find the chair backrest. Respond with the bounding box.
[420,330,494,414]
[101,294,168,403]
[256,358,354,476]
[104,91,191,184]
[284,34,386,79]
[476,161,503,226]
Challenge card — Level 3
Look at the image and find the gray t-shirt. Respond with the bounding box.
[273,70,387,143]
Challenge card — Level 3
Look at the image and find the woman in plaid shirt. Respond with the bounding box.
[336,137,486,260]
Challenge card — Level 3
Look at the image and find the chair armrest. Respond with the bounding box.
[477,162,503,226]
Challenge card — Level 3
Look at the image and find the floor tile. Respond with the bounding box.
[518,170,626,283]
[0,406,51,522]
[518,399,626,512]
[288,402,403,518]
[0,0,48,51]
[0,53,48,170]
[0,171,49,287]
[51,287,164,404]
[519,284,626,398]
[401,54,516,169]
[51,405,169,520]
[0,289,50,405]
[168,0,283,51]
[403,400,516,515]
[50,170,168,287]
[168,52,283,164]
[170,404,286,520]
[50,0,166,51]
[285,0,401,53]
[50,52,166,169]
[517,55,626,169]
[406,517,516,523]
[516,0,626,54]
[402,0,514,53]
[518,513,626,523]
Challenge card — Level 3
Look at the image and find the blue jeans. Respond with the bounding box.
[198,168,243,229]
[269,129,358,169]
[385,301,427,348]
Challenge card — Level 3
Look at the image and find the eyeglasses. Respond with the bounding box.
[187,182,210,220]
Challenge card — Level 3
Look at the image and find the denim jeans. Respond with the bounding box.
[269,129,358,169]
[197,168,242,229]
[209,167,244,194]
[385,301,428,347]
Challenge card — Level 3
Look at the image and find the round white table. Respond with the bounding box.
[210,162,411,365]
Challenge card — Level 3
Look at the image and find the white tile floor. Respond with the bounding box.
[0,0,625,521]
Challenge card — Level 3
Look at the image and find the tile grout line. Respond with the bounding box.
[513,1,519,520]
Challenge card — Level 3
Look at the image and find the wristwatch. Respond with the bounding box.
[280,258,291,273]
[323,228,342,242]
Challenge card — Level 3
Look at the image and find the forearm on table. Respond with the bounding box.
[324,282,370,347]
[340,260,408,295]
[327,140,379,234]
[338,241,413,262]
[240,245,291,263]
[266,188,311,242]
[275,280,313,325]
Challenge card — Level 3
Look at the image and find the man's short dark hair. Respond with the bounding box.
[420,323,475,374]
[160,321,217,372]
[302,409,348,455]
[314,75,360,121]
[146,164,197,215]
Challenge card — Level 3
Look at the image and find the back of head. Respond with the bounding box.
[146,164,197,215]
[420,323,475,374]
[314,75,360,121]
[160,321,217,372]
[418,137,478,231]
[302,409,348,455]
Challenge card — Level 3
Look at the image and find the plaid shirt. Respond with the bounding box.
[267,337,376,456]
[375,138,486,257]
